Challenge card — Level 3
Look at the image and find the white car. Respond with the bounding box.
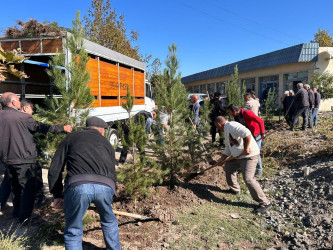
[187,93,208,102]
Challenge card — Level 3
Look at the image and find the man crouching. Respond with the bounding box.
[214,116,271,214]
[48,117,121,249]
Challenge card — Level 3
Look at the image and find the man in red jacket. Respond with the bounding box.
[227,104,266,177]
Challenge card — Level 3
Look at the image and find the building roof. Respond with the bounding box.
[181,43,319,84]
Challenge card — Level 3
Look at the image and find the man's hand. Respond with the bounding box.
[63,125,72,133]
[216,154,228,165]
[53,198,64,209]
[193,124,196,129]
[243,147,251,155]
[261,133,266,140]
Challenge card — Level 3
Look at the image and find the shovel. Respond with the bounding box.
[185,152,246,182]
[88,207,156,221]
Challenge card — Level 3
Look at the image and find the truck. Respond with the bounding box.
[0,33,155,145]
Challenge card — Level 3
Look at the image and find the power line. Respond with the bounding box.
[206,0,304,42]
[175,0,292,46]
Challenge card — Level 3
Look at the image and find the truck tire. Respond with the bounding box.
[108,128,119,147]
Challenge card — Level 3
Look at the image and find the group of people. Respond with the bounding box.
[0,92,121,249]
[190,91,271,213]
[5,85,318,247]
[281,83,321,130]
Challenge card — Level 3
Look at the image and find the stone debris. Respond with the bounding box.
[261,156,333,249]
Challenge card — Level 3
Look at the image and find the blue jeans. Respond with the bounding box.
[255,135,263,172]
[311,108,319,126]
[63,183,121,250]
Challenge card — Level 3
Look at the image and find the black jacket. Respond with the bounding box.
[294,88,309,108]
[314,92,321,108]
[48,129,117,198]
[210,98,226,121]
[307,89,315,107]
[0,107,64,165]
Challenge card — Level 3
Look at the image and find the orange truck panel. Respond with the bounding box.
[86,57,145,107]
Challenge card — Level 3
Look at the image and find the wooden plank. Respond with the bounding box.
[101,99,119,107]
[42,38,63,53]
[21,40,40,54]
[134,99,145,105]
[119,67,133,96]
[134,71,144,97]
[0,41,20,51]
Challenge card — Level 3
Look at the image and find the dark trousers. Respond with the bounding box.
[0,168,11,206]
[291,106,309,130]
[0,163,44,206]
[8,163,37,222]
[307,108,313,128]
[210,123,223,146]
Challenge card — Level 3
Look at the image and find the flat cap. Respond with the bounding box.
[86,116,108,129]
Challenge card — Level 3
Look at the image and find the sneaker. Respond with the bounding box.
[255,203,272,214]
[222,189,240,195]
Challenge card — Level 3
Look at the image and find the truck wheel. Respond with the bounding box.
[108,128,119,147]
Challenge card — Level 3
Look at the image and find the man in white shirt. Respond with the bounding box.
[214,116,271,214]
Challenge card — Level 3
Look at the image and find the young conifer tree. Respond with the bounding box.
[36,11,94,163]
[152,43,195,186]
[117,87,165,201]
[264,87,278,122]
[226,65,246,107]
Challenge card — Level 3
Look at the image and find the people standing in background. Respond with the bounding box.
[261,87,269,106]
[244,92,260,116]
[209,92,226,147]
[312,88,321,127]
[304,84,314,129]
[290,83,309,131]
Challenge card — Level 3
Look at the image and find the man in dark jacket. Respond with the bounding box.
[210,92,226,147]
[48,116,120,250]
[304,84,315,128]
[290,83,310,131]
[0,92,72,222]
[312,88,321,127]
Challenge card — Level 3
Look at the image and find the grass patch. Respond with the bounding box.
[0,225,29,250]
[171,201,273,249]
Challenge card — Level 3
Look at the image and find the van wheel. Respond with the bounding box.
[108,128,119,147]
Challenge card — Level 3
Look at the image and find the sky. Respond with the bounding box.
[1,0,333,77]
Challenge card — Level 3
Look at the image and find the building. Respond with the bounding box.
[181,43,333,110]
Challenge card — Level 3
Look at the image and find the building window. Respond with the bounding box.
[193,85,200,93]
[216,82,226,94]
[284,72,308,93]
[200,84,207,93]
[207,83,215,94]
[187,86,193,93]
[259,75,279,100]
[241,78,255,92]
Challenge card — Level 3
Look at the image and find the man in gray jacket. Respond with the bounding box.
[304,84,314,128]
[290,83,310,131]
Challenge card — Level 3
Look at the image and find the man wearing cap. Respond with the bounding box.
[48,116,120,250]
